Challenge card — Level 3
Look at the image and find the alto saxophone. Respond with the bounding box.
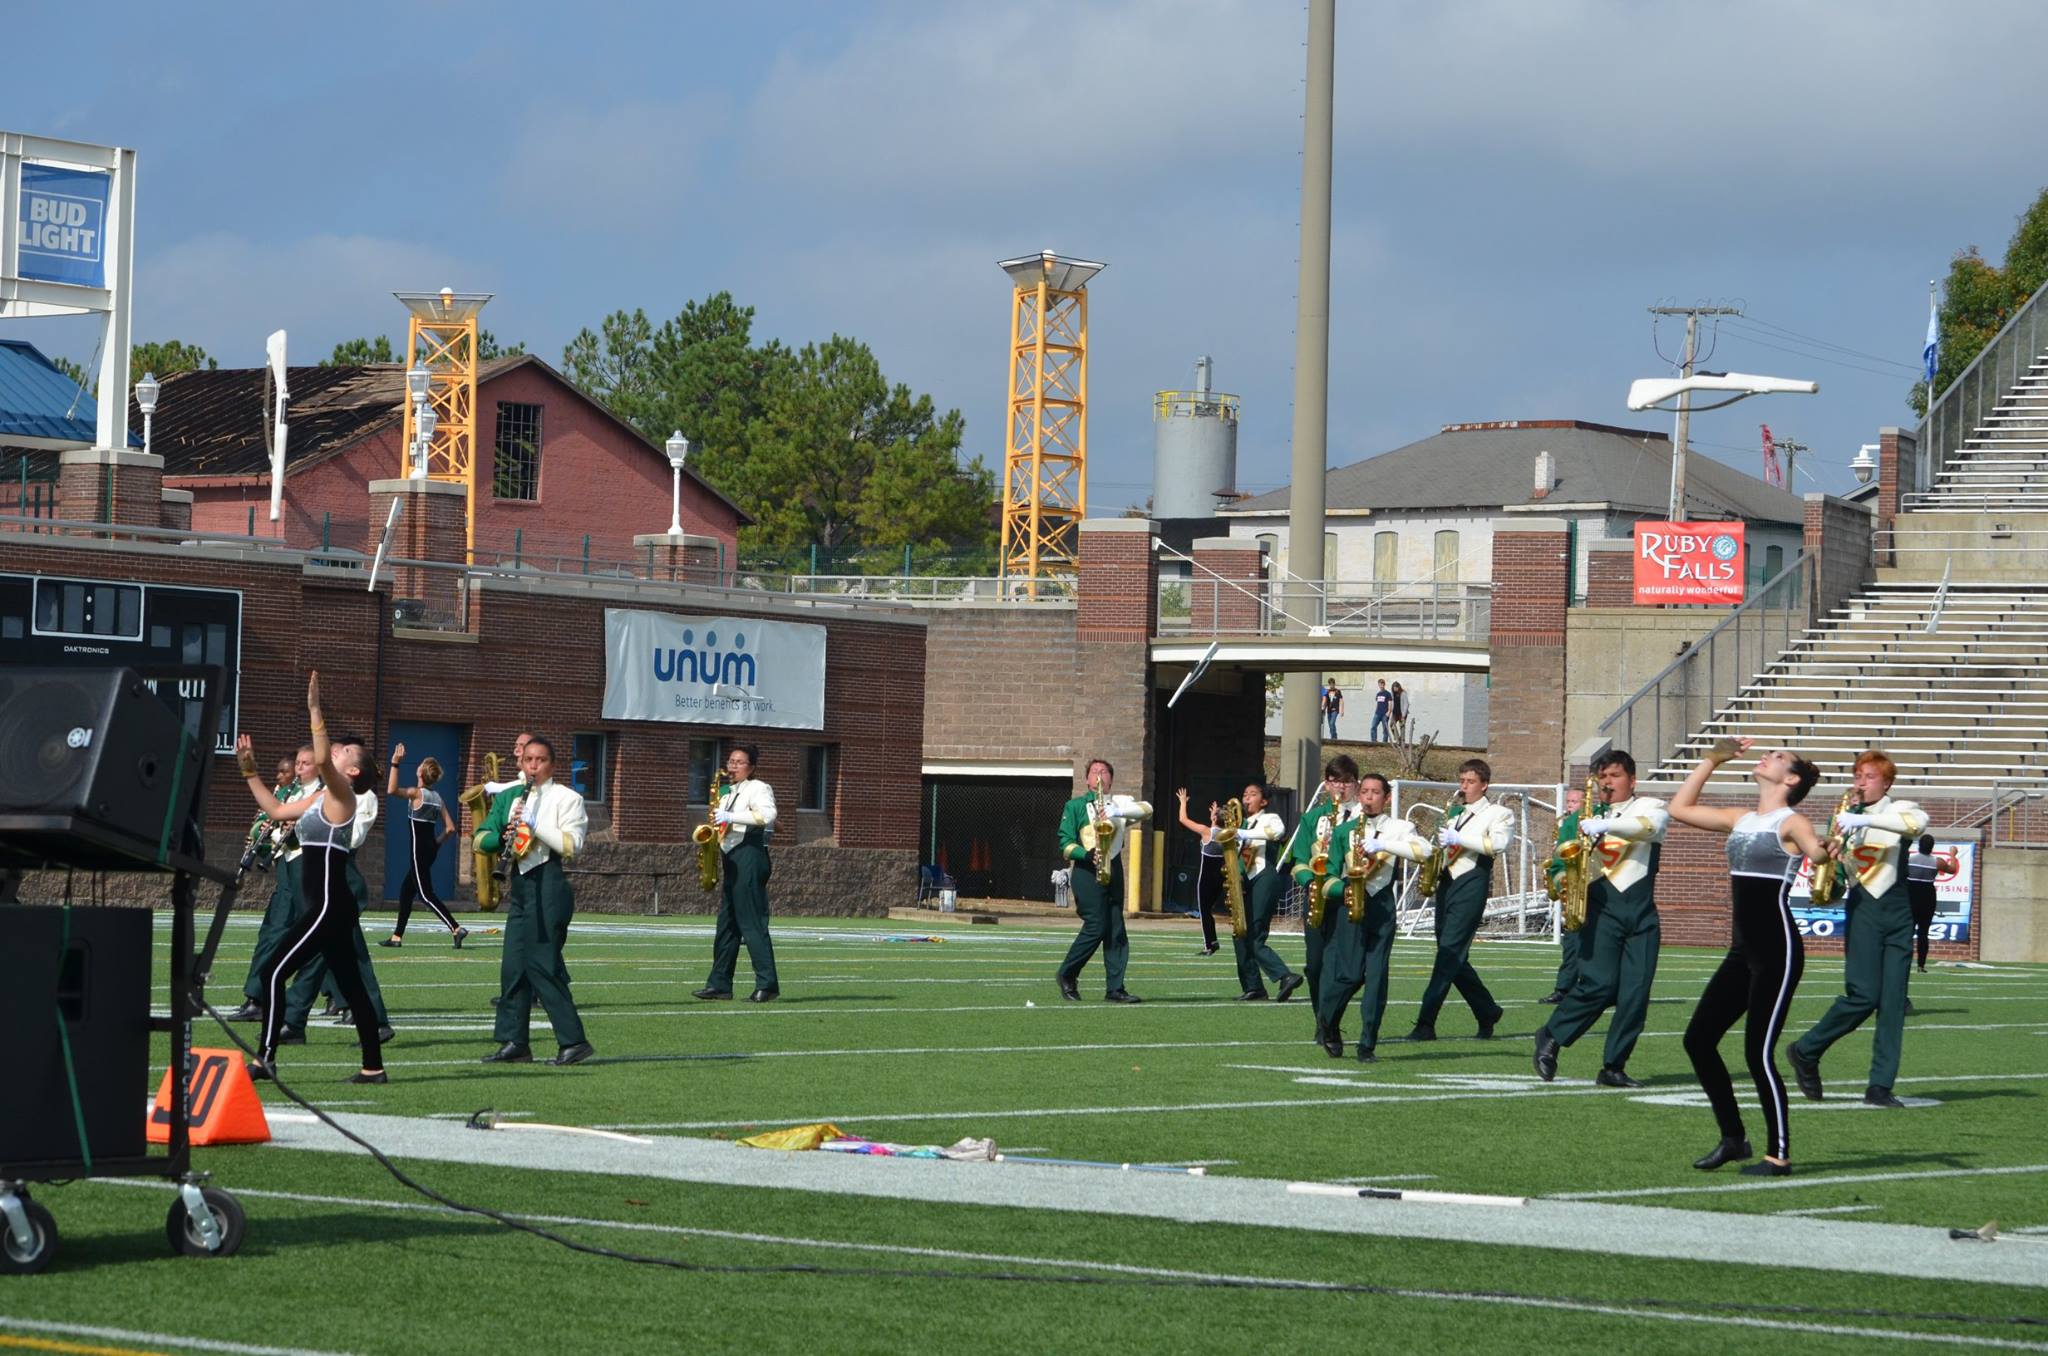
[1414,800,1455,897]
[461,751,507,911]
[1809,790,1858,907]
[1343,813,1371,923]
[693,769,730,891]
[1218,798,1248,940]
[237,780,300,880]
[1306,814,1335,928]
[1555,776,1606,933]
[1087,787,1116,875]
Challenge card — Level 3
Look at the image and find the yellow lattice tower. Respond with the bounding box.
[999,252,1104,585]
[395,288,492,558]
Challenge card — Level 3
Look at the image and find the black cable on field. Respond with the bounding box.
[197,1001,2042,1331]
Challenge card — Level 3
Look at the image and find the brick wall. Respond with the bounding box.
[1486,519,1570,785]
[57,451,165,529]
[1875,426,1914,565]
[1804,492,1874,620]
[1583,540,1634,607]
[1077,519,1157,640]
[1189,536,1265,632]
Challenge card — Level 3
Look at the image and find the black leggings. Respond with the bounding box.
[1194,851,1223,949]
[394,818,457,935]
[1683,873,1805,1161]
[1909,880,1937,969]
[260,845,383,1070]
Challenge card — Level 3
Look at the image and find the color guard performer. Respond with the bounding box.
[694,745,782,1002]
[476,736,595,1065]
[1316,772,1428,1062]
[1220,781,1298,1002]
[279,765,393,1041]
[1286,754,1357,1040]
[226,745,313,1022]
[1787,749,1927,1110]
[1407,758,1511,1041]
[382,743,466,948]
[1534,750,1669,1087]
[1053,758,1152,1003]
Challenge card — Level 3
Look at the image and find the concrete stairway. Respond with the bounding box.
[1908,355,2048,509]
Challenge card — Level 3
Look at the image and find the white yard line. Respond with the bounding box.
[1554,1163,2048,1201]
[0,1316,356,1356]
[1778,1204,1883,1217]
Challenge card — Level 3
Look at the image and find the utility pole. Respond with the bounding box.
[1774,435,1808,491]
[1649,304,1742,519]
[1279,0,1335,805]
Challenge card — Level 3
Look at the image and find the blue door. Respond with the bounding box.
[383,720,465,907]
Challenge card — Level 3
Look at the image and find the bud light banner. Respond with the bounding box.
[1632,521,1746,605]
[602,608,826,731]
[16,162,111,288]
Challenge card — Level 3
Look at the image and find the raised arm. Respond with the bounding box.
[386,743,404,797]
[234,735,324,821]
[1173,788,1210,837]
[1666,738,1746,833]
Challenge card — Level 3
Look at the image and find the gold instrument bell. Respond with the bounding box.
[693,769,730,891]
[1556,775,1605,933]
[459,750,508,912]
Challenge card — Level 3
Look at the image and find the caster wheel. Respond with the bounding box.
[0,1195,58,1275]
[166,1187,246,1258]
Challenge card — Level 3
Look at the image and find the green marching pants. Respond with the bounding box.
[1316,885,1396,1052]
[1553,926,1582,993]
[1545,880,1661,1069]
[243,860,301,1003]
[1414,864,1503,1030]
[1233,868,1293,994]
[495,856,587,1047]
[1793,883,1913,1089]
[1059,858,1128,993]
[707,835,778,993]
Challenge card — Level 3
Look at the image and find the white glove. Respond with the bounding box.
[1580,816,1614,837]
[1356,837,1385,854]
[1437,826,1464,849]
[1113,803,1149,821]
[1835,811,1871,832]
[713,808,736,826]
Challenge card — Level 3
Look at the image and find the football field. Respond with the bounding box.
[4,910,2046,1354]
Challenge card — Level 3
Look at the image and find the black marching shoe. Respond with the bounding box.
[327,1008,352,1025]
[1355,1046,1377,1064]
[1693,1137,1753,1171]
[1537,988,1566,1005]
[1275,973,1305,1003]
[1739,1158,1792,1177]
[376,1026,396,1044]
[1532,1029,1559,1082]
[225,1002,263,1022]
[1476,1010,1504,1040]
[552,1042,596,1066]
[348,1070,389,1085]
[1104,989,1143,1004]
[746,989,779,1003]
[692,986,735,1001]
[1595,1066,1644,1089]
[379,936,403,948]
[1238,989,1269,1001]
[247,1059,274,1081]
[481,1041,533,1064]
[1405,1024,1437,1043]
[1319,1025,1344,1058]
[1055,974,1082,1002]
[452,926,470,949]
[1198,943,1220,956]
[1862,1085,1906,1109]
[1903,998,1918,1016]
[318,1002,344,1018]
[1787,1045,1824,1102]
[275,1027,306,1046]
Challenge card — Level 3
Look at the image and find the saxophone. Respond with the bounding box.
[461,751,507,910]
[1086,787,1116,875]
[1218,798,1248,940]
[1555,776,1606,933]
[237,779,301,880]
[1343,812,1372,923]
[1414,799,1456,897]
[1808,790,1858,907]
[1306,814,1335,928]
[693,769,730,891]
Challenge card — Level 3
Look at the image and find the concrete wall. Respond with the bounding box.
[1563,606,1736,760]
[1981,847,2048,962]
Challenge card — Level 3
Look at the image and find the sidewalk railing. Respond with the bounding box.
[1918,273,2048,494]
[1157,574,1491,639]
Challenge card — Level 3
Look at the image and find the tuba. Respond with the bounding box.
[1413,799,1455,898]
[1218,798,1248,939]
[1306,814,1335,928]
[693,769,730,891]
[1809,790,1858,907]
[461,751,508,911]
[1555,776,1606,933]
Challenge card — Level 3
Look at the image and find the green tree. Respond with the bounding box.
[50,340,214,395]
[1912,186,2048,415]
[323,335,397,366]
[478,330,526,360]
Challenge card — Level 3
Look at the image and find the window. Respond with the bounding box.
[800,745,832,813]
[687,739,720,803]
[1763,543,1784,580]
[493,402,543,501]
[570,733,610,804]
[1372,531,1398,587]
[1433,530,1460,597]
[1323,532,1339,581]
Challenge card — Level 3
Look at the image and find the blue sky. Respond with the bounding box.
[7,0,2046,507]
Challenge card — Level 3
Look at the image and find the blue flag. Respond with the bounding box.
[1923,290,1940,386]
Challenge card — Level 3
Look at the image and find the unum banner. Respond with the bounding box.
[602,607,826,730]
[1632,521,1746,605]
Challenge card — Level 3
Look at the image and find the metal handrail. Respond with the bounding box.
[1923,559,1952,634]
[1598,548,1813,766]
[1153,389,1241,419]
[1917,273,2048,494]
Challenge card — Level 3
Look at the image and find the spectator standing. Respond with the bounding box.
[1370,680,1392,742]
[1322,680,1343,739]
[1390,681,1409,741]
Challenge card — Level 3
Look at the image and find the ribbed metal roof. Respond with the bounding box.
[0,340,114,446]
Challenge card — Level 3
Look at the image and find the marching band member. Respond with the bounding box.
[1053,757,1152,1003]
[1669,737,1825,1176]
[227,746,312,1022]
[1534,750,1669,1088]
[1287,754,1357,1041]
[382,744,467,948]
[1788,750,1927,1110]
[1539,785,1586,1005]
[1221,781,1299,1002]
[1406,758,1511,1042]
[237,672,386,1084]
[476,735,594,1065]
[1316,772,1429,1062]
[694,745,782,1002]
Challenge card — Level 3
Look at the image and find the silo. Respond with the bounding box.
[1151,356,1239,518]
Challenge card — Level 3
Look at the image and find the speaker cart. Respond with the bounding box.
[0,664,248,1273]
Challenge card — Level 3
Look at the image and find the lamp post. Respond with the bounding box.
[406,366,433,479]
[665,431,689,535]
[1851,444,1877,486]
[134,371,160,457]
[1625,371,1819,518]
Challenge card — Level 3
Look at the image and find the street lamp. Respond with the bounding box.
[413,403,437,479]
[1626,369,1819,519]
[134,371,160,457]
[1851,444,1877,486]
[665,431,689,535]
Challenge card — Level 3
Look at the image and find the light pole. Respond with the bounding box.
[134,371,160,457]
[666,431,689,535]
[406,366,433,479]
[1626,371,1819,517]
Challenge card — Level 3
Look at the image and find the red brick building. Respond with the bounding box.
[144,356,746,564]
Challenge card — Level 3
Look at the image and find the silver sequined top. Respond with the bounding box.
[294,790,352,853]
[1727,806,1799,880]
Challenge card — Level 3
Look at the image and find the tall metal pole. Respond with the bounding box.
[1667,310,1698,520]
[1279,0,1335,803]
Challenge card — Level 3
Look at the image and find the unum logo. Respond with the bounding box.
[651,627,757,687]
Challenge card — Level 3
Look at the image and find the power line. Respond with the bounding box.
[1731,314,1922,373]
[1717,324,1919,380]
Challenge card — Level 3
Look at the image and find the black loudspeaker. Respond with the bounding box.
[0,666,205,869]
[0,904,151,1166]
